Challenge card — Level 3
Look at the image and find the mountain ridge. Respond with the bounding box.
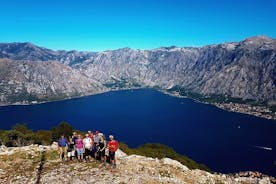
[1,35,274,52]
[0,36,275,117]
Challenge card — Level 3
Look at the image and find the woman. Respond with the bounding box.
[98,135,106,164]
[67,137,75,161]
[75,134,84,161]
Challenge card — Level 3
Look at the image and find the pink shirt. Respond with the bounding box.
[75,138,83,149]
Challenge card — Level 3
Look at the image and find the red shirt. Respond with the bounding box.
[108,140,119,152]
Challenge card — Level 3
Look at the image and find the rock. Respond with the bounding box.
[0,145,6,149]
[51,142,58,149]
[161,158,189,171]
[116,149,127,158]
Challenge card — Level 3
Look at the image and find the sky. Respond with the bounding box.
[0,0,275,51]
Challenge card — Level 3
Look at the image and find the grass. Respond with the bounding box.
[44,149,59,161]
[0,151,40,176]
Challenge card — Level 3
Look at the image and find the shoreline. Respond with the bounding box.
[0,87,145,107]
[161,90,276,121]
[0,87,275,121]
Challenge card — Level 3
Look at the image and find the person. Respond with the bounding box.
[108,135,119,168]
[88,130,94,141]
[98,135,107,164]
[93,131,101,158]
[83,133,93,162]
[75,134,84,161]
[72,132,78,144]
[67,137,75,161]
[94,131,101,145]
[58,134,68,161]
[71,132,78,157]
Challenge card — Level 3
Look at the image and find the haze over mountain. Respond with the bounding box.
[0,36,275,105]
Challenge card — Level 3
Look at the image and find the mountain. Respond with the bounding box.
[0,36,275,106]
[0,42,96,65]
[0,59,106,104]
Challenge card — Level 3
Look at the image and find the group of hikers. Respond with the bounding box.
[57,130,119,168]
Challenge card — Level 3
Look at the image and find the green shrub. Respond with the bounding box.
[36,130,52,145]
[51,122,73,141]
[0,130,7,145]
[3,130,33,146]
[12,123,33,134]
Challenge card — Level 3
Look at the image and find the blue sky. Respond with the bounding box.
[0,0,275,51]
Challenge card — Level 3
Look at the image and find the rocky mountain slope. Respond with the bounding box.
[0,36,275,105]
[0,144,274,184]
[0,59,106,105]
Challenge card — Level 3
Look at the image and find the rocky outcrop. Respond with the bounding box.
[0,145,274,184]
[0,36,275,105]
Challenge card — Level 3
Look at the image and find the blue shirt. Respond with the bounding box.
[58,138,68,147]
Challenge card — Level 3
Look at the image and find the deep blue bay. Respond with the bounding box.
[0,89,275,176]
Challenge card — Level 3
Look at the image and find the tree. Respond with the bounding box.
[0,130,7,146]
[36,130,52,145]
[51,122,73,141]
[12,123,32,134]
[4,130,31,147]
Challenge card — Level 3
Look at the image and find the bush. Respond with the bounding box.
[51,122,73,141]
[12,123,33,135]
[3,130,33,147]
[120,143,210,172]
[0,130,7,145]
[0,122,75,146]
[36,130,52,145]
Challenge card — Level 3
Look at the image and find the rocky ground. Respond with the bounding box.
[0,144,275,184]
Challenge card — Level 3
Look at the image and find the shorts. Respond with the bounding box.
[67,151,75,157]
[58,146,68,155]
[109,151,115,160]
[76,148,84,156]
[99,149,105,157]
[85,148,93,156]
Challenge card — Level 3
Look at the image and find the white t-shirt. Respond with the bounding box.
[83,137,92,149]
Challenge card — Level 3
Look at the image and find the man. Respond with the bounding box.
[83,133,93,162]
[108,135,119,168]
[58,134,68,161]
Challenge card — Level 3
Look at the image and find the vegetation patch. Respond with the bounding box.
[166,85,262,105]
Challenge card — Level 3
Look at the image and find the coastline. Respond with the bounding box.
[0,87,275,121]
[161,90,276,121]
